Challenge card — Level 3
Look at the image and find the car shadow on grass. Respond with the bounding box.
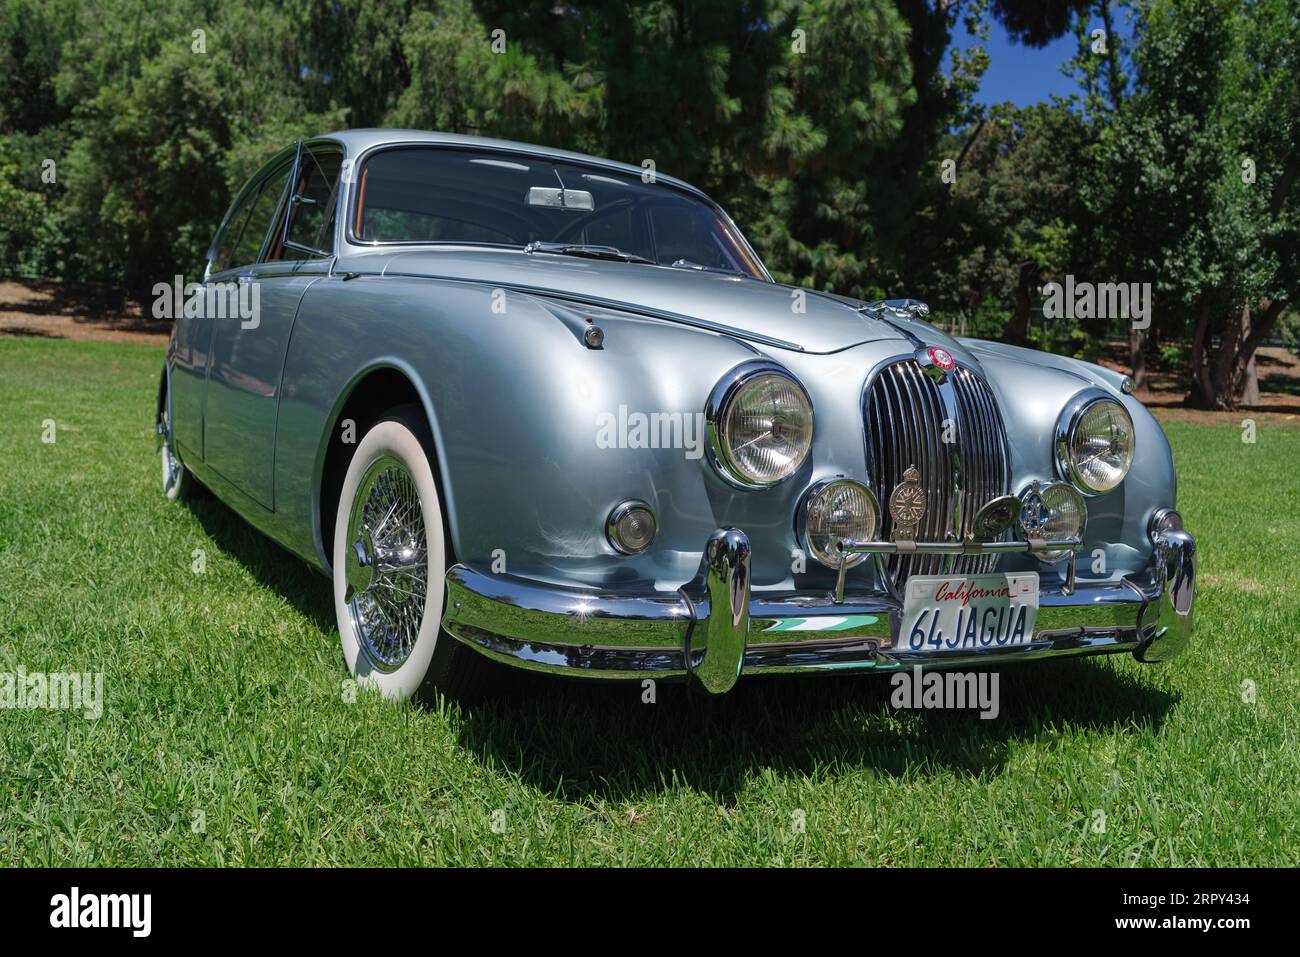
[184,490,337,634]
[179,484,1177,803]
[455,660,1177,803]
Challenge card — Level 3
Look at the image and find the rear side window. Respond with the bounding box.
[211,161,291,274]
[210,191,259,275]
[232,163,291,266]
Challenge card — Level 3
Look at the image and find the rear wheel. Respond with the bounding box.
[159,381,193,501]
[332,406,493,701]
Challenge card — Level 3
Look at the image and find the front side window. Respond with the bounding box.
[351,147,767,278]
[269,145,343,261]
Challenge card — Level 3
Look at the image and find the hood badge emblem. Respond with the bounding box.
[918,345,957,383]
[928,346,956,371]
[888,465,927,540]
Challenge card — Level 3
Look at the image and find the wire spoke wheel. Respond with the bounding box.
[344,455,430,672]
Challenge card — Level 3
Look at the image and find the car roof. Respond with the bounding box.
[318,128,709,201]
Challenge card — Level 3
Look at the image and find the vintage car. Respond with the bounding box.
[158,129,1196,699]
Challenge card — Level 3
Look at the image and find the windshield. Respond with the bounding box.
[351,147,768,279]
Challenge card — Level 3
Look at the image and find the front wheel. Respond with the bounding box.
[332,407,493,701]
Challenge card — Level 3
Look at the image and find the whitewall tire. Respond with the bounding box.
[332,407,491,701]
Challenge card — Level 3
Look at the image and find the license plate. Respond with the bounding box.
[898,573,1039,653]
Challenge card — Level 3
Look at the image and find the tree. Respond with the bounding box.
[1086,0,1298,409]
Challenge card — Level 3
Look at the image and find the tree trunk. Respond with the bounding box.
[1240,352,1260,405]
[1185,294,1214,408]
[1232,299,1286,398]
[1003,261,1037,347]
[1128,329,1146,390]
[1185,298,1287,410]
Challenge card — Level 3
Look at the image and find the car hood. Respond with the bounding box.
[359,248,913,354]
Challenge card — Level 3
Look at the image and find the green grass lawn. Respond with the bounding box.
[1,336,1296,866]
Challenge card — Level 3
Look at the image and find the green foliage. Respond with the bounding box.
[0,0,1293,368]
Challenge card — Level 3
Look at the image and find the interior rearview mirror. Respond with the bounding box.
[526,187,595,211]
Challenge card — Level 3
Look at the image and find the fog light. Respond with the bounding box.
[1018,480,1086,564]
[802,479,880,569]
[1149,507,1183,541]
[606,500,657,554]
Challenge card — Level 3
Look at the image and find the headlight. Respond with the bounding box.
[706,362,814,488]
[1018,480,1087,564]
[1056,391,1134,495]
[802,479,880,569]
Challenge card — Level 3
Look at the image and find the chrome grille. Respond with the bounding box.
[865,360,1011,584]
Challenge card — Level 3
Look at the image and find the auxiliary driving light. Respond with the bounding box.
[802,479,880,569]
[1018,480,1086,564]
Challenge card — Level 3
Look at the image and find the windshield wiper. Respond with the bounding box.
[668,258,744,276]
[523,241,654,264]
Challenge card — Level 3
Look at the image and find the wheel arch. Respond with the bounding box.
[314,359,458,573]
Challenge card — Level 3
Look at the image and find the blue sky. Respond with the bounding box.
[952,13,1135,107]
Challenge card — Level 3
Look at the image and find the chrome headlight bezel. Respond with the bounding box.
[798,478,881,570]
[1054,389,1135,496]
[705,360,815,489]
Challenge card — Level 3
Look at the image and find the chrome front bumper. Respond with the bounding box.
[441,528,1196,694]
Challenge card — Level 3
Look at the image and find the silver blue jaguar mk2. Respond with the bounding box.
[158,128,1196,699]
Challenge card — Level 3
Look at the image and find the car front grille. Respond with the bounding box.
[864,359,1011,585]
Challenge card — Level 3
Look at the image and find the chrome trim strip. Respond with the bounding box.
[838,536,1082,556]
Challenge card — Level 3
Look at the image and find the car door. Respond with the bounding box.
[202,142,342,510]
[170,169,278,461]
